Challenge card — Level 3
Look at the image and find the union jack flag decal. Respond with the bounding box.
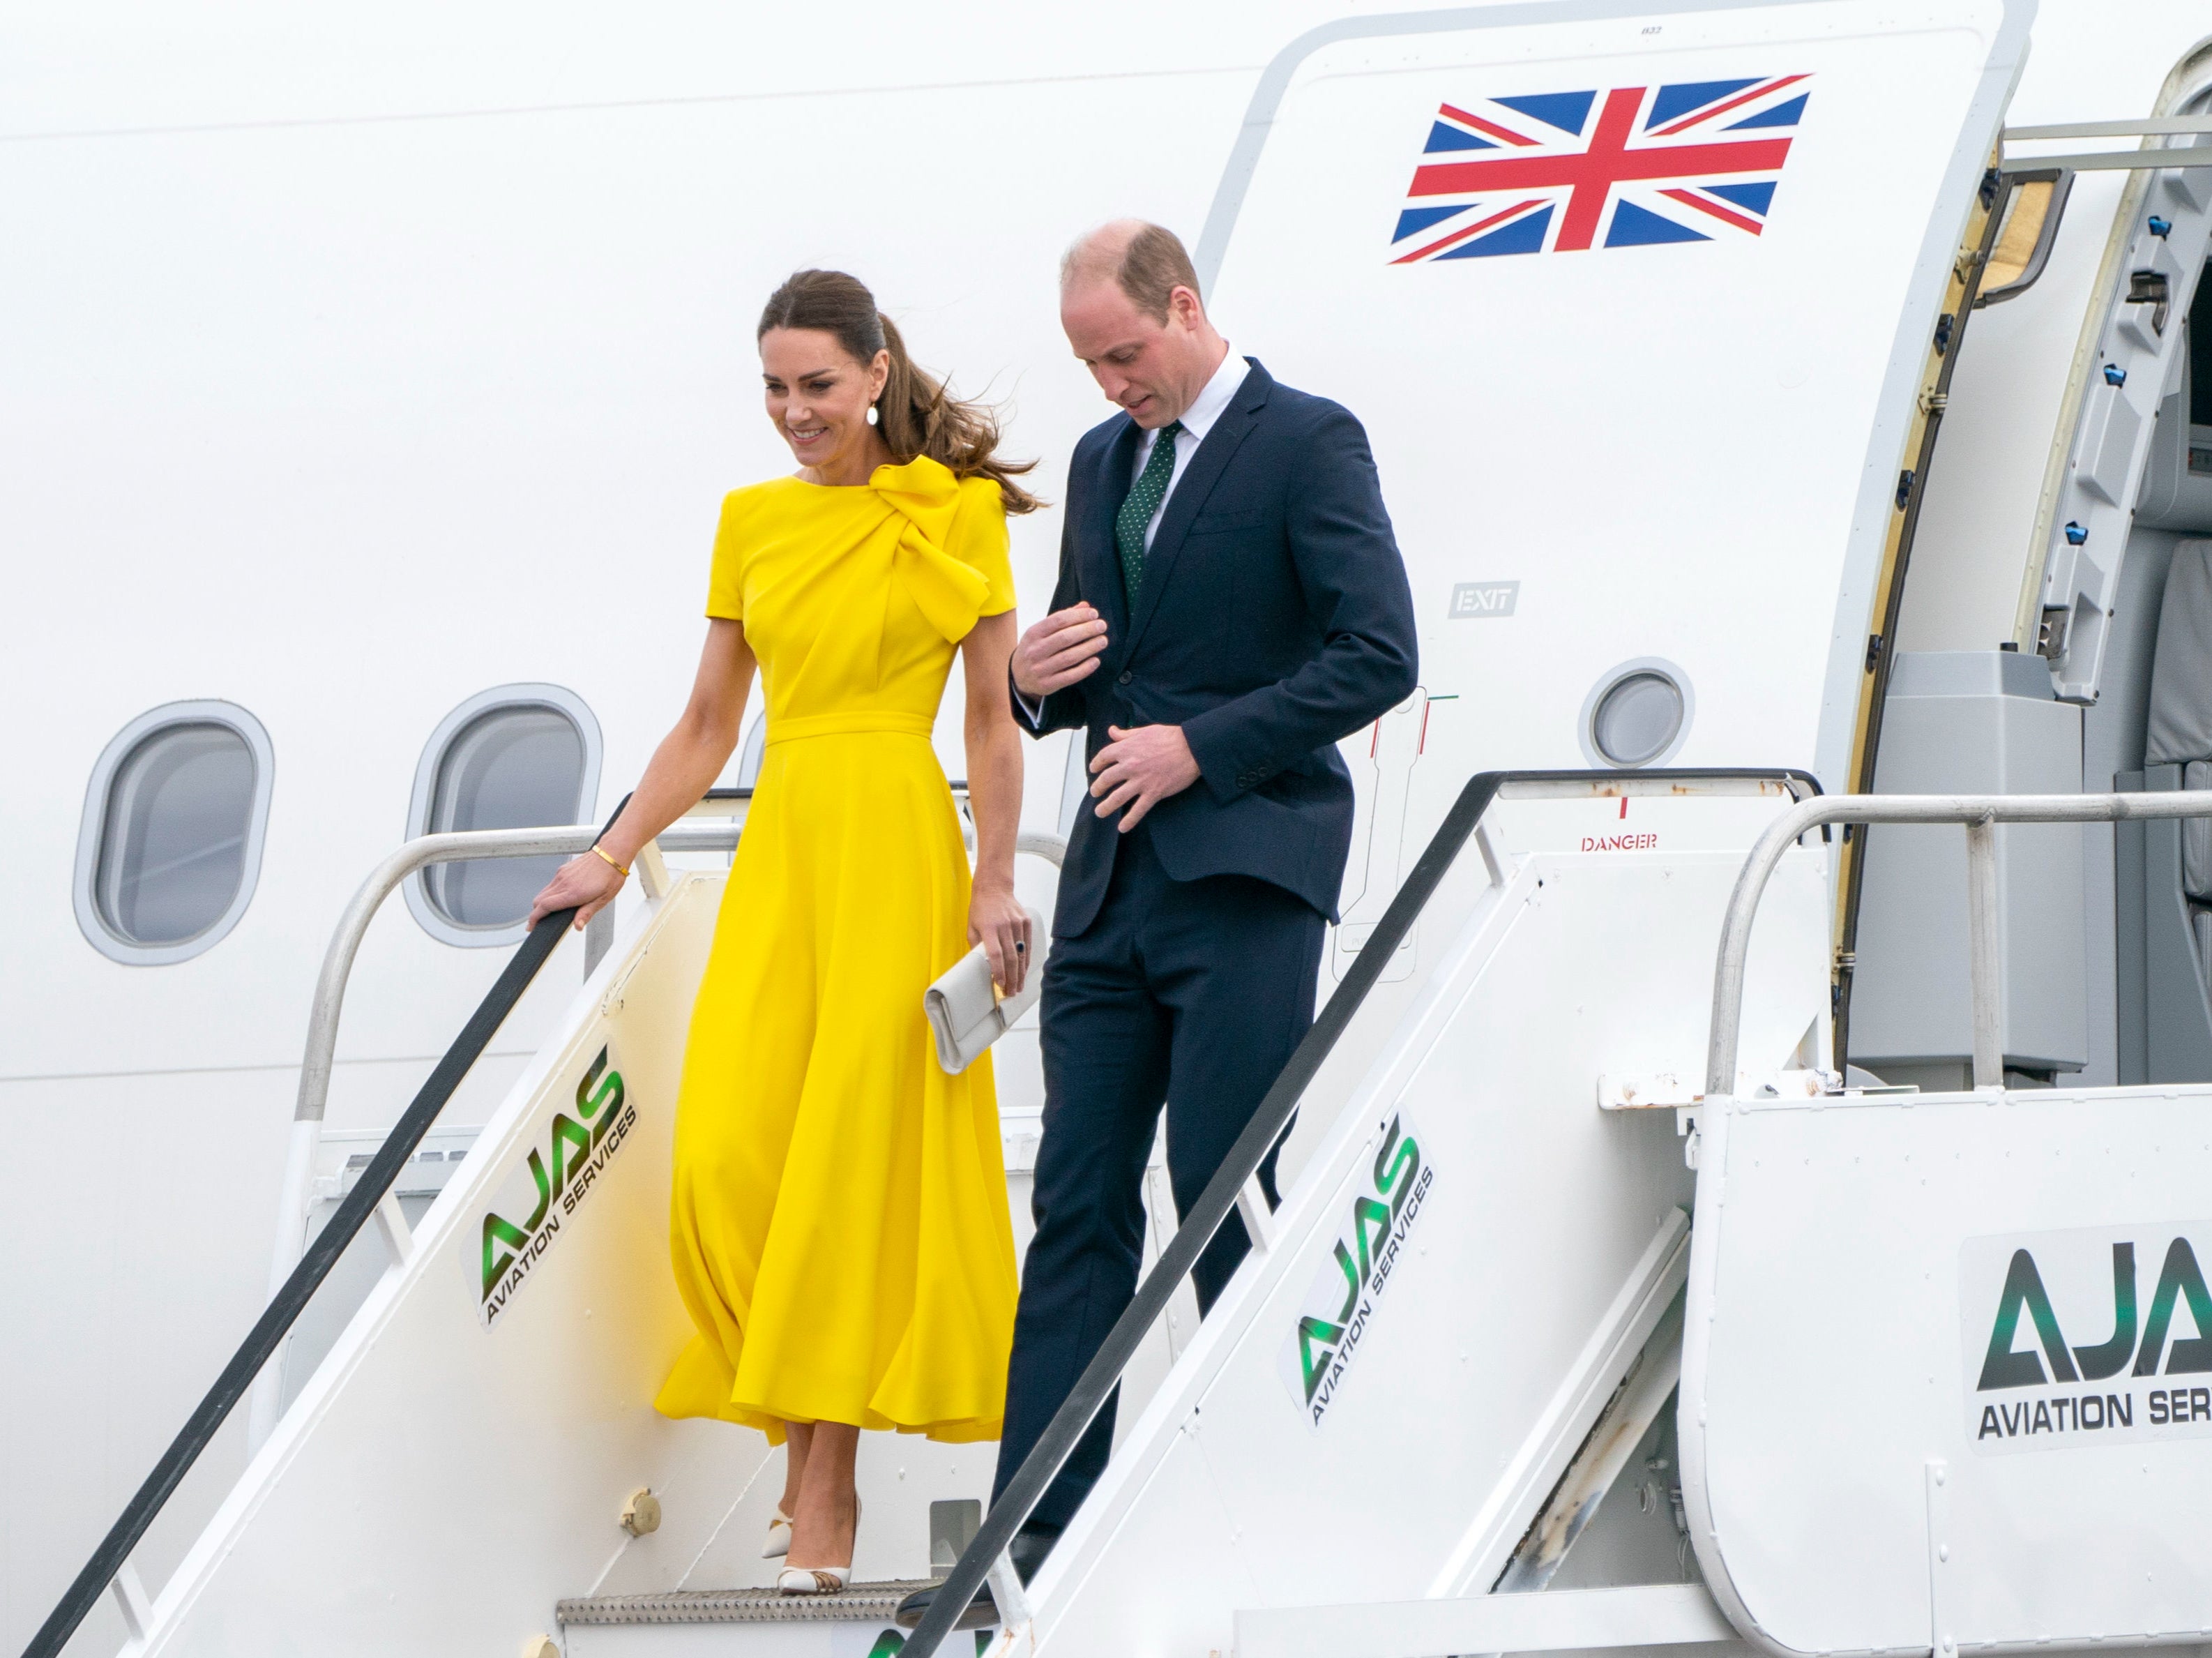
[1389,75,1809,262]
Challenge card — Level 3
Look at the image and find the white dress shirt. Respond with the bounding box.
[1128,349,1250,551]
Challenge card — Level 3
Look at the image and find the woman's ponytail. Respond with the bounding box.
[757,271,1042,515]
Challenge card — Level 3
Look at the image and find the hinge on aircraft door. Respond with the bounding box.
[2126,269,2172,337]
[2038,603,2071,662]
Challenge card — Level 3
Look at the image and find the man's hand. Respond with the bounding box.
[1090,723,1200,831]
[1013,603,1110,701]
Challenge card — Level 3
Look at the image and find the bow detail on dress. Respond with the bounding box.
[872,458,994,644]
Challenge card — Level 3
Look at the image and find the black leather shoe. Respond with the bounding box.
[893,1580,998,1632]
[1006,1525,1059,1583]
[893,1526,1060,1631]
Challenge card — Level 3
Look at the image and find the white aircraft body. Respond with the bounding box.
[10,1,2212,1655]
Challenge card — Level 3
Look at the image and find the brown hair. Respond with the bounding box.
[757,269,1041,515]
[1059,221,1202,324]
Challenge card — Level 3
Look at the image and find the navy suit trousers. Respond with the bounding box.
[990,824,1324,1532]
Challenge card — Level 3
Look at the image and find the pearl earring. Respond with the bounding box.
[865,404,879,426]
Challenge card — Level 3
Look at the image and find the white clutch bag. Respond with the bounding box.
[925,907,1045,1074]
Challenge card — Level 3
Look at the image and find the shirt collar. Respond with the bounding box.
[1174,349,1248,445]
[1138,349,1248,455]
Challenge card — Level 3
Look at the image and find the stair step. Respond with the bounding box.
[558,1581,939,1627]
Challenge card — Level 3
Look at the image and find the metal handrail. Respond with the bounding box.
[289,820,741,1133]
[2005,119,2212,139]
[24,889,597,1657]
[1706,790,2212,1099]
[904,767,1819,1657]
[1999,119,2212,172]
[37,813,678,1657]
[243,815,741,1447]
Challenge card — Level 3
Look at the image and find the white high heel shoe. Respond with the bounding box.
[762,1506,793,1560]
[776,1564,851,1594]
[775,1497,860,1595]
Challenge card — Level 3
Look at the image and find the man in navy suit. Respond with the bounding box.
[900,220,1415,1627]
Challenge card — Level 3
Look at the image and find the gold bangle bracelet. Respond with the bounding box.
[590,844,630,878]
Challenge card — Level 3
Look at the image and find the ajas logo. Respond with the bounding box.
[467,1044,638,1331]
[1959,1222,2212,1454]
[1276,1113,1435,1429]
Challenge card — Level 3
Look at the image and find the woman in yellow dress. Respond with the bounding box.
[529,269,1035,1592]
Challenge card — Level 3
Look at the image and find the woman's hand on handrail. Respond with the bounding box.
[527,848,628,930]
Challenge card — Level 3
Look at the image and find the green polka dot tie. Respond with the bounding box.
[1115,421,1183,602]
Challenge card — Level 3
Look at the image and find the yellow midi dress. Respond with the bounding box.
[653,456,1020,1445]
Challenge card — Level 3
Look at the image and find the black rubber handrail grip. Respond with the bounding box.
[904,766,1818,1656]
[21,800,630,1658]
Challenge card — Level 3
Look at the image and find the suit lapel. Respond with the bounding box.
[1121,360,1271,659]
[1089,418,1142,645]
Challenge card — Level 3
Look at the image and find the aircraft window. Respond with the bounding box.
[75,702,275,964]
[1983,181,2050,292]
[405,685,602,947]
[1978,170,2073,308]
[1581,660,1694,769]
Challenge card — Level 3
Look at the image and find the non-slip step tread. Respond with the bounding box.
[557,1580,939,1625]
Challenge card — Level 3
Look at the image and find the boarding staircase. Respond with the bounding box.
[34,773,2212,1658]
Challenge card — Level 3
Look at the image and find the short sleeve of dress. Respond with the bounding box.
[950,476,1017,618]
[704,490,747,620]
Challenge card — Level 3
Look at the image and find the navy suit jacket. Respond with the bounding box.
[1019,358,1418,937]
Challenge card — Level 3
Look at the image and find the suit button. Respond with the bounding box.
[1118,670,1134,686]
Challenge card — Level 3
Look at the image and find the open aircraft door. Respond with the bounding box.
[1200,0,2030,977]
